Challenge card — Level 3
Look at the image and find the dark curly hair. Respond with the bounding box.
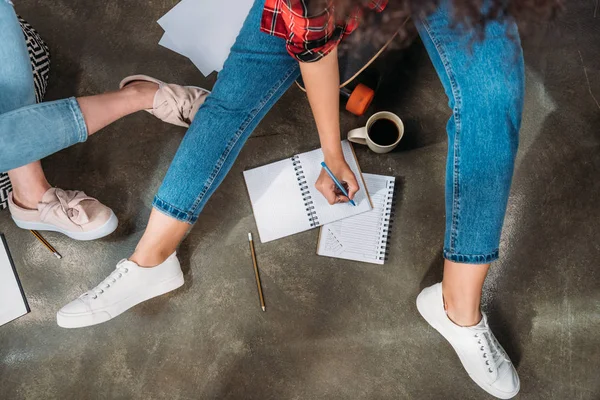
[318,0,563,49]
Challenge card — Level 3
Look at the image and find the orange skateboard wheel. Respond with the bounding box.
[345,83,375,116]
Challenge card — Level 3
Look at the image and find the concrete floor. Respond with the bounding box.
[1,1,599,399]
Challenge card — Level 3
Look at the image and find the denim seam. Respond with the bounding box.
[153,196,191,223]
[152,201,187,222]
[1,100,61,117]
[67,97,88,143]
[184,63,300,222]
[421,19,463,253]
[0,100,86,153]
[154,195,190,216]
[1,101,83,147]
[443,248,499,264]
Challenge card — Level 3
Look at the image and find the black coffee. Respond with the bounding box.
[368,119,399,146]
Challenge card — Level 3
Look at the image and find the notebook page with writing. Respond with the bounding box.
[243,141,372,243]
[0,235,30,326]
[317,174,395,264]
[297,140,372,226]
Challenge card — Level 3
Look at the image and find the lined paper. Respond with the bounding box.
[318,174,395,264]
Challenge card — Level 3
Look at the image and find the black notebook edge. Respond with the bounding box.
[1,233,30,314]
[380,177,396,263]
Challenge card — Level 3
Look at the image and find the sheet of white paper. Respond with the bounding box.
[0,236,29,326]
[159,30,219,76]
[157,0,254,76]
[159,33,186,57]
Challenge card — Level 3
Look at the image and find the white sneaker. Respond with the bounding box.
[416,283,520,399]
[57,252,184,328]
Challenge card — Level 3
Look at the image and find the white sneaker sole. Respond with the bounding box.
[57,272,184,328]
[416,292,520,400]
[12,211,118,241]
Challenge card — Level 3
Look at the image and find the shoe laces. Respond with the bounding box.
[472,321,509,374]
[86,260,131,300]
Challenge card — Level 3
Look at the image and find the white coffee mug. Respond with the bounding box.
[347,111,404,154]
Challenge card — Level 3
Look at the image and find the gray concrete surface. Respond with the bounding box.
[1,1,599,399]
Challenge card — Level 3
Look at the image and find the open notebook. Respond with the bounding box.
[0,234,30,326]
[317,174,395,264]
[243,141,372,243]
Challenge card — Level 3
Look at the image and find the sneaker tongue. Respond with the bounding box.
[117,258,141,269]
[474,316,486,328]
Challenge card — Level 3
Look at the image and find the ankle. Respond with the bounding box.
[442,289,482,327]
[121,81,158,110]
[129,248,172,268]
[12,184,51,210]
[445,305,482,327]
[441,277,485,327]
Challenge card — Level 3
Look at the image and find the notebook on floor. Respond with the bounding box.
[317,174,395,264]
[243,140,373,243]
[0,234,30,326]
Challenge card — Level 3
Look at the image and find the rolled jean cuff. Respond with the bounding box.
[67,97,88,143]
[0,97,88,172]
[443,249,499,264]
[152,196,196,224]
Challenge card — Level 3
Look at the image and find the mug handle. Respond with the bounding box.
[348,127,368,145]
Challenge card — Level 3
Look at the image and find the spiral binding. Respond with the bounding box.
[292,155,320,227]
[378,181,396,262]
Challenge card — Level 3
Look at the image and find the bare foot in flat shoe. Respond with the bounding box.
[8,188,118,241]
[120,80,159,108]
[119,74,210,128]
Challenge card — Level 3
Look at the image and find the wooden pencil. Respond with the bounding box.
[30,230,62,259]
[248,233,265,311]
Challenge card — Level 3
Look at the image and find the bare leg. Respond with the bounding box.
[76,81,157,135]
[8,162,51,209]
[7,82,158,209]
[129,209,190,267]
[441,259,490,326]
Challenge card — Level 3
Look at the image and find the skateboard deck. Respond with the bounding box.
[296,17,409,116]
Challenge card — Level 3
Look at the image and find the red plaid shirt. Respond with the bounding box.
[261,0,388,62]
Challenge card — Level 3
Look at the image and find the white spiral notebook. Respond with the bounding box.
[243,141,373,243]
[0,234,30,326]
[317,174,395,264]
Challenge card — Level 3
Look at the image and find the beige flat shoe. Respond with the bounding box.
[9,188,118,241]
[119,74,210,128]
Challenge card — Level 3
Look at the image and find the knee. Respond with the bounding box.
[205,93,252,115]
[464,68,524,151]
[6,79,36,108]
[0,66,36,111]
[456,80,523,178]
[0,9,37,110]
[472,69,523,118]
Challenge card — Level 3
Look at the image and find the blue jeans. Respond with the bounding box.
[155,0,524,263]
[0,0,87,173]
[417,3,524,262]
[0,0,524,264]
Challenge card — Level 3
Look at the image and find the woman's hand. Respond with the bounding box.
[298,46,358,204]
[315,155,359,205]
